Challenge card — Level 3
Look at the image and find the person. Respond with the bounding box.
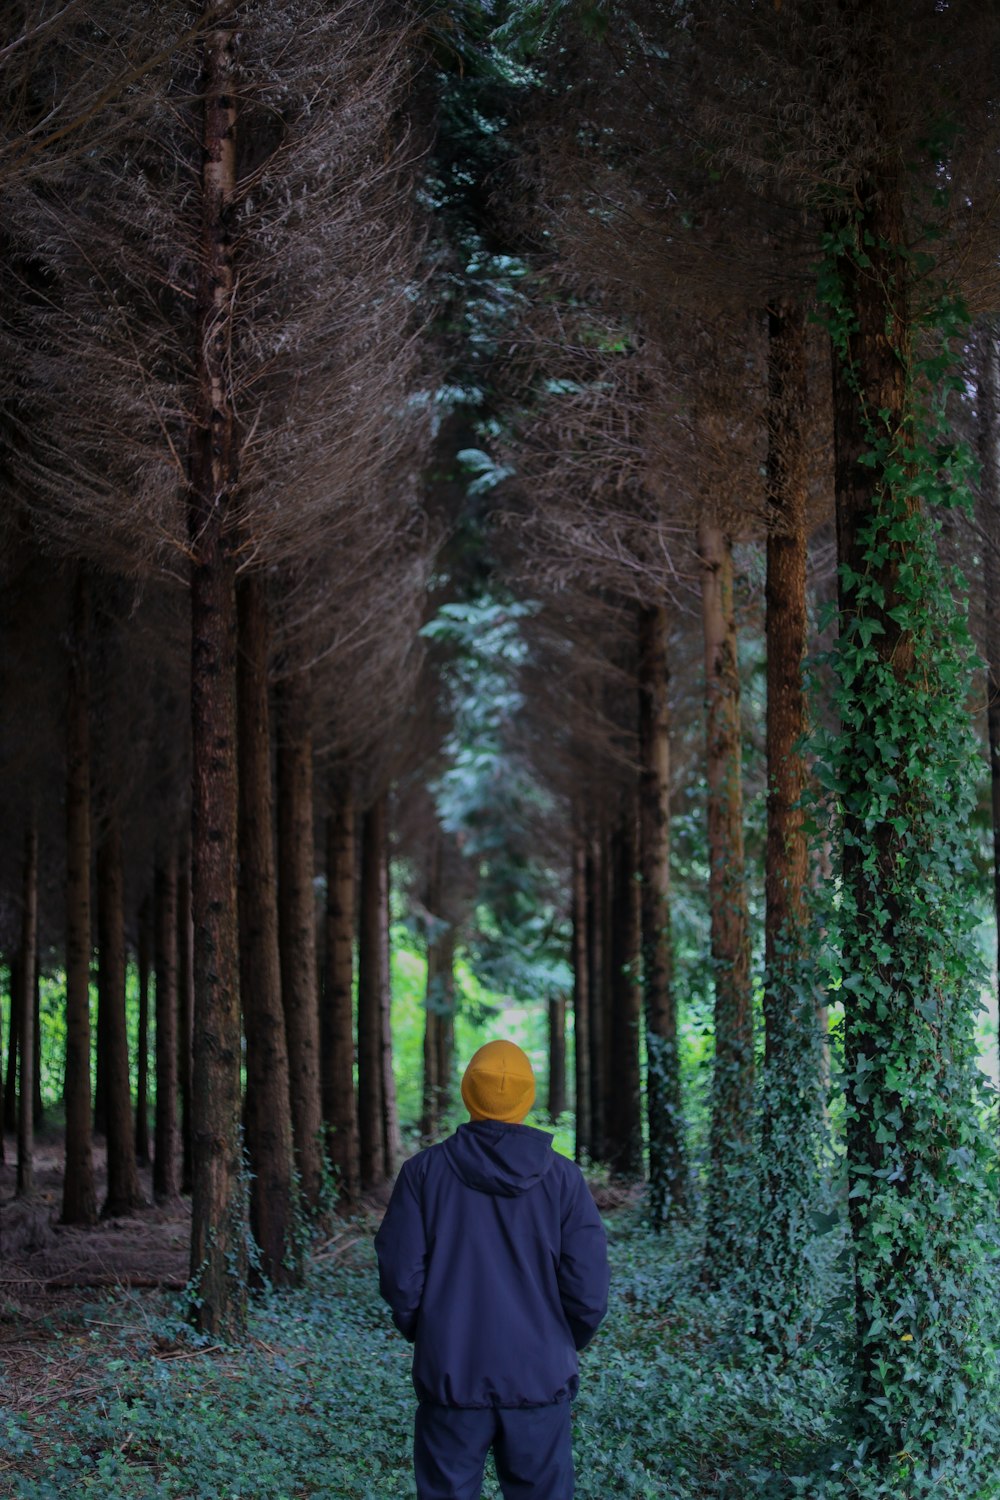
[374,1038,610,1500]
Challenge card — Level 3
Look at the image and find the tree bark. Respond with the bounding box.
[3,955,17,1136]
[357,800,386,1188]
[276,663,324,1213]
[98,814,144,1217]
[187,13,245,1338]
[62,570,97,1226]
[135,898,151,1165]
[153,847,180,1202]
[571,832,592,1161]
[606,810,643,1178]
[237,575,298,1281]
[699,516,753,1279]
[420,832,457,1140]
[379,815,401,1177]
[637,604,686,1222]
[16,817,38,1198]
[322,776,359,1202]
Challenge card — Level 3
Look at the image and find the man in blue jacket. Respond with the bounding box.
[374,1038,610,1500]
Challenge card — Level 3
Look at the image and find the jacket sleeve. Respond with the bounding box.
[373,1161,427,1343]
[557,1165,610,1351]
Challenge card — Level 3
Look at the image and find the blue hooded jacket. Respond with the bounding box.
[374,1120,609,1409]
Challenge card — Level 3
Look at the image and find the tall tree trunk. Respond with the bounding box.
[322,776,359,1202]
[62,570,96,1226]
[237,575,298,1281]
[420,833,456,1139]
[98,815,143,1217]
[357,800,386,1189]
[587,833,607,1162]
[187,13,245,1338]
[606,810,643,1177]
[3,955,17,1136]
[16,817,38,1198]
[379,814,400,1177]
[153,848,180,1202]
[637,604,686,1223]
[32,950,42,1129]
[548,994,566,1121]
[753,299,815,1343]
[698,517,753,1280]
[135,898,152,1165]
[93,937,109,1137]
[276,663,324,1213]
[177,847,194,1196]
[976,323,1000,1052]
[571,832,592,1161]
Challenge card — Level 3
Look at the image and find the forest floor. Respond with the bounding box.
[2,1130,860,1500]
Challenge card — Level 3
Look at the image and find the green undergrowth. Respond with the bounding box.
[1,1206,993,1499]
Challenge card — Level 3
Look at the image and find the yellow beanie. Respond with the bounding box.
[461,1040,536,1124]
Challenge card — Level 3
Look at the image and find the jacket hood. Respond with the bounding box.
[442,1119,555,1198]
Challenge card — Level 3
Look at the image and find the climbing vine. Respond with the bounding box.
[812,219,1000,1496]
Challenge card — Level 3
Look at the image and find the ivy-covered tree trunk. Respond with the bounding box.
[276,662,324,1213]
[322,776,359,1202]
[97,813,143,1218]
[606,810,643,1178]
[187,13,246,1338]
[975,323,1000,1040]
[823,146,997,1474]
[698,516,753,1280]
[754,298,816,1345]
[637,604,685,1223]
[62,570,97,1227]
[571,832,592,1162]
[357,799,386,1189]
[16,816,37,1198]
[135,898,151,1166]
[237,575,298,1281]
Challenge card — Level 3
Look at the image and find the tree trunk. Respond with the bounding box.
[135,898,152,1164]
[587,833,607,1162]
[3,955,17,1136]
[187,13,245,1338]
[357,800,386,1189]
[420,833,456,1139]
[606,811,643,1178]
[32,950,42,1129]
[547,994,566,1122]
[637,604,686,1223]
[153,848,180,1202]
[571,833,592,1161]
[276,663,324,1213]
[976,324,1000,1054]
[379,815,401,1178]
[0,960,7,1162]
[322,776,359,1202]
[753,299,815,1343]
[62,570,97,1226]
[698,516,753,1279]
[237,575,298,1281]
[177,846,195,1196]
[16,817,38,1198]
[98,815,143,1217]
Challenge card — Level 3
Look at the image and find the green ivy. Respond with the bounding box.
[810,224,1000,1494]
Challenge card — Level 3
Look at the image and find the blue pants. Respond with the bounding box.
[413,1400,574,1500]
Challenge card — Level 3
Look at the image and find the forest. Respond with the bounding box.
[2,1,1000,1497]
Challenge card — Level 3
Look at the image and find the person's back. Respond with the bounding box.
[374,1040,609,1500]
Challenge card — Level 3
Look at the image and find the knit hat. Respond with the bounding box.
[461,1039,536,1124]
